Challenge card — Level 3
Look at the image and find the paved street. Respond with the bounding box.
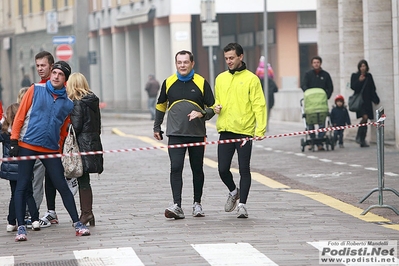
[0,113,398,265]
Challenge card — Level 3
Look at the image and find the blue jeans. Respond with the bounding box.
[148,97,157,120]
[15,147,79,226]
[334,129,344,145]
[8,180,38,225]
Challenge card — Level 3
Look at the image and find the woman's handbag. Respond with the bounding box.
[348,79,366,112]
[62,125,83,178]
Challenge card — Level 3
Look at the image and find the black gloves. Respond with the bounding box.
[9,139,19,157]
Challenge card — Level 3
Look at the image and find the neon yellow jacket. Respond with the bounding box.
[215,69,267,137]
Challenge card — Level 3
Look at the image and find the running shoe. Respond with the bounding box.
[15,226,27,241]
[74,221,90,236]
[165,204,185,219]
[225,188,240,212]
[237,204,248,218]
[39,210,58,228]
[192,202,205,217]
[6,224,17,232]
[31,221,41,231]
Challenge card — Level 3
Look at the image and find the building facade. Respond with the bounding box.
[87,0,317,111]
[317,0,399,144]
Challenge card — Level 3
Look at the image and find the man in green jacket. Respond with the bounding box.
[214,43,266,218]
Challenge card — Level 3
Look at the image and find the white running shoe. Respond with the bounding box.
[237,203,248,218]
[164,204,185,219]
[31,221,41,231]
[39,210,58,228]
[225,188,240,212]
[6,224,17,232]
[192,202,205,217]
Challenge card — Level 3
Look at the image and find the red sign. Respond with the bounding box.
[55,44,73,61]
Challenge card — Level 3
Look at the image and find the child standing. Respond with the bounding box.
[0,103,40,236]
[330,95,351,148]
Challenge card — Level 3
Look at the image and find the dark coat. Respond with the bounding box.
[330,105,351,126]
[301,68,333,99]
[0,132,18,181]
[259,77,278,109]
[145,78,160,98]
[70,93,104,174]
[350,72,380,119]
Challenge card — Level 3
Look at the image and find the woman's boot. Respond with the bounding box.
[79,187,95,226]
[359,126,369,147]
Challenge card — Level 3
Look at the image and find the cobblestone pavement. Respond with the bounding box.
[0,113,398,265]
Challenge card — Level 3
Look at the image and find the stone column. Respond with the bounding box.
[139,25,155,109]
[154,18,172,82]
[125,27,141,109]
[112,26,127,110]
[391,0,399,147]
[363,0,394,140]
[88,32,101,100]
[317,0,339,103]
[338,0,364,98]
[99,28,114,108]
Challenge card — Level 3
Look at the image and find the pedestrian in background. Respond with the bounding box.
[330,95,351,148]
[20,74,32,87]
[0,103,40,233]
[66,72,104,227]
[255,58,278,123]
[153,50,215,219]
[214,43,266,218]
[350,59,380,147]
[10,61,90,241]
[145,74,160,120]
[301,55,334,151]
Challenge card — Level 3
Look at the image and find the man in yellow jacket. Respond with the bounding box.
[214,43,267,218]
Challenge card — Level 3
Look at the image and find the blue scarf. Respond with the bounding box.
[46,80,66,96]
[176,69,195,82]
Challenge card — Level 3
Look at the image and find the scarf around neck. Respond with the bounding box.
[46,80,66,96]
[177,69,195,82]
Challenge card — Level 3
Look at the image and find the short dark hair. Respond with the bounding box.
[357,59,369,72]
[223,43,244,57]
[175,50,194,62]
[311,56,322,64]
[35,51,54,65]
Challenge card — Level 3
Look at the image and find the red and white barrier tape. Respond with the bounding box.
[0,120,383,162]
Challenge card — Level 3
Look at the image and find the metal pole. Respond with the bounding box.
[207,0,215,89]
[263,0,269,127]
[376,108,384,205]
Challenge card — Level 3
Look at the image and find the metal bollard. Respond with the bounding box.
[359,107,399,215]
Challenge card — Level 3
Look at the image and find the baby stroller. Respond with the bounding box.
[300,88,334,152]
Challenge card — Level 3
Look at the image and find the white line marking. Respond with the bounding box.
[74,247,144,266]
[364,167,378,171]
[307,156,318,159]
[319,159,332,162]
[191,243,278,266]
[334,162,347,165]
[385,172,399,176]
[274,150,283,153]
[0,256,14,266]
[295,153,306,156]
[349,164,362,167]
[285,151,294,154]
[264,147,273,151]
[255,145,264,148]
